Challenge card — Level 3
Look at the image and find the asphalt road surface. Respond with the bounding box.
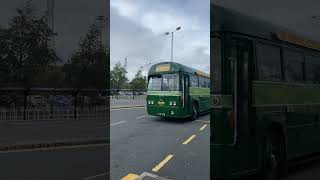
[283,161,320,180]
[111,107,210,180]
[0,120,108,146]
[0,143,109,180]
[0,119,109,180]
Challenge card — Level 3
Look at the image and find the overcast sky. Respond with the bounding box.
[110,0,210,80]
[213,0,320,41]
[0,0,107,62]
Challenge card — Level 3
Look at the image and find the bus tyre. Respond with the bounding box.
[261,130,286,180]
[191,103,199,120]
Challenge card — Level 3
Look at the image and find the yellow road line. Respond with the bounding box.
[182,135,196,145]
[200,124,207,131]
[121,173,139,180]
[152,154,174,172]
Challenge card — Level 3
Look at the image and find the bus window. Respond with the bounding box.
[148,76,162,91]
[283,50,304,83]
[212,38,221,93]
[162,74,180,91]
[256,43,282,81]
[190,75,199,87]
[199,77,205,87]
[306,56,320,84]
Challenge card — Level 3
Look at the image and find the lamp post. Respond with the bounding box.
[165,26,181,62]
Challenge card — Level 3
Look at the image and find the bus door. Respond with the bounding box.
[183,74,189,111]
[229,37,255,170]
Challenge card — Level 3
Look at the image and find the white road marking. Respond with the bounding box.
[111,106,145,111]
[83,171,109,180]
[136,115,156,119]
[110,121,127,126]
[195,120,210,123]
[8,121,70,125]
[0,143,109,154]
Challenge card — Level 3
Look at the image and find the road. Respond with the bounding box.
[283,161,320,180]
[110,107,210,180]
[0,120,108,147]
[0,119,109,179]
[0,144,109,180]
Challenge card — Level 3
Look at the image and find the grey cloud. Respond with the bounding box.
[111,0,210,79]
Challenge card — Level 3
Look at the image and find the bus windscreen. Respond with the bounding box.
[148,74,180,91]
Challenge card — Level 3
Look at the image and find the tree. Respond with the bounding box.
[130,69,147,90]
[64,22,107,89]
[0,1,59,86]
[110,61,128,90]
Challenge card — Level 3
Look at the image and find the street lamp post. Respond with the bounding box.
[165,26,181,62]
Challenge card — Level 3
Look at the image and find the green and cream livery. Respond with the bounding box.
[147,62,210,119]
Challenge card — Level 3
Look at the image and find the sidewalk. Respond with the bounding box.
[110,96,146,109]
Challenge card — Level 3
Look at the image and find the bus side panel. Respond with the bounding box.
[253,81,320,159]
[189,87,210,112]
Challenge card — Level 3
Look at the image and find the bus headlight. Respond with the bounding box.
[169,102,172,106]
[151,101,154,105]
[148,101,150,104]
[173,102,176,106]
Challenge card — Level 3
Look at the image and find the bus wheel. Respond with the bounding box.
[191,103,198,120]
[261,130,283,180]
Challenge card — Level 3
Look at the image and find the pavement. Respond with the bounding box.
[110,96,146,109]
[110,106,210,180]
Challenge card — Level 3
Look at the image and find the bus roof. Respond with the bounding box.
[211,5,286,40]
[211,5,320,51]
[148,62,209,78]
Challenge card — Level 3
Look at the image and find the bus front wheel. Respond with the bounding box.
[191,103,199,120]
[260,129,286,180]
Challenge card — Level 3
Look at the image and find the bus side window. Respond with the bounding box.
[191,75,199,87]
[306,56,320,84]
[256,43,282,81]
[199,77,205,87]
[283,49,304,83]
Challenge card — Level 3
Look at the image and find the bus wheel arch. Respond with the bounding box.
[260,122,288,179]
[191,101,199,120]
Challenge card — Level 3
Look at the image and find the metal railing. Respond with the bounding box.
[110,89,147,99]
[0,106,109,121]
[110,89,147,107]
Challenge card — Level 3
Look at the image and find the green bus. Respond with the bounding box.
[146,62,210,120]
[211,5,320,180]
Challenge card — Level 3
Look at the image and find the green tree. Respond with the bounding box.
[64,23,107,89]
[110,61,128,89]
[130,69,147,90]
[0,1,59,86]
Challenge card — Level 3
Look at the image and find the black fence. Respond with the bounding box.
[110,89,147,100]
[0,87,109,121]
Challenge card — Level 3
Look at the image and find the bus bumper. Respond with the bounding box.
[146,105,189,118]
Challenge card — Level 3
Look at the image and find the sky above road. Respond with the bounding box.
[110,0,210,80]
[213,0,320,42]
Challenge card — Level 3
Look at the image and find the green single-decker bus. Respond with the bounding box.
[147,62,210,120]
